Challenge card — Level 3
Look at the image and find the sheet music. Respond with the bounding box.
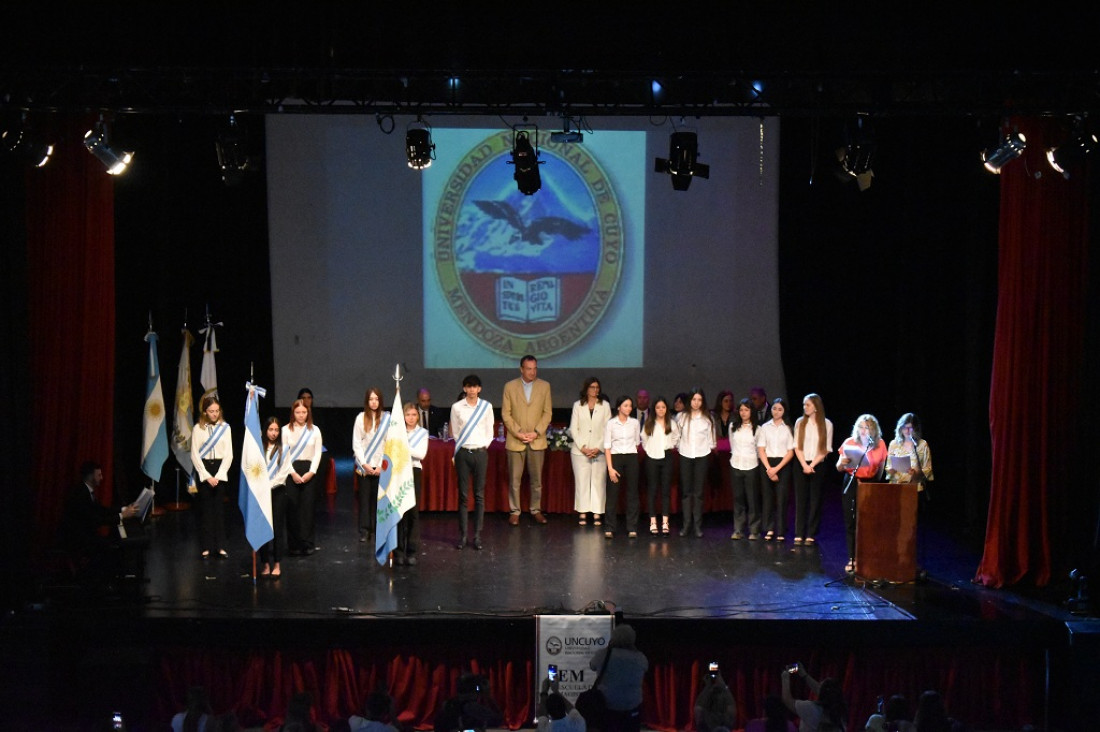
[134,487,155,522]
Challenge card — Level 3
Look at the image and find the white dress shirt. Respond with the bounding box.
[756,420,794,457]
[283,422,323,474]
[728,422,759,470]
[676,412,716,459]
[449,398,495,449]
[794,416,834,463]
[190,421,234,481]
[352,412,386,471]
[640,419,680,459]
[603,416,641,453]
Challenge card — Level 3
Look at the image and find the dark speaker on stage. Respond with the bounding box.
[855,482,918,583]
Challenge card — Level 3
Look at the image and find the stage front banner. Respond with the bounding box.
[535,614,614,709]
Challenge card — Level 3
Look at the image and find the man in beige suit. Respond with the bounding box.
[501,354,554,525]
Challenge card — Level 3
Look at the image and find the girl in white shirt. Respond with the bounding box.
[676,389,716,538]
[190,394,233,560]
[603,395,642,538]
[398,402,430,566]
[259,416,290,578]
[569,376,612,526]
[728,398,761,540]
[352,387,385,544]
[283,398,323,555]
[755,398,795,542]
[792,393,833,546]
[641,396,680,535]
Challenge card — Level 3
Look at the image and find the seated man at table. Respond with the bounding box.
[59,460,140,596]
[417,387,449,437]
[450,374,494,550]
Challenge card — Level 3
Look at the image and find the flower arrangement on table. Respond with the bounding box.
[547,426,573,451]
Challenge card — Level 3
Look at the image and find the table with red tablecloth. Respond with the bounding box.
[402,438,735,515]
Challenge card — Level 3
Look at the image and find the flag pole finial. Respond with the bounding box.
[147,311,153,334]
[392,363,404,386]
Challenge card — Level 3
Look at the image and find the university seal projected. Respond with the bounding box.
[432,130,624,359]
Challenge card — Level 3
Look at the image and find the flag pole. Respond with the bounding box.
[388,363,405,567]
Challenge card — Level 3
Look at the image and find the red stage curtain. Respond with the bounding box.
[152,642,1044,731]
[26,117,117,550]
[975,117,1089,588]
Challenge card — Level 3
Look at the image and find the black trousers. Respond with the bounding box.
[455,447,488,539]
[793,464,825,540]
[197,458,226,553]
[606,452,640,532]
[287,460,317,551]
[679,455,708,531]
[645,456,673,518]
[731,466,761,535]
[397,467,422,557]
[259,483,286,564]
[760,458,791,537]
[358,473,379,536]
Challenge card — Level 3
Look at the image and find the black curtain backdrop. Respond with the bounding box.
[110,114,274,507]
[777,116,1000,536]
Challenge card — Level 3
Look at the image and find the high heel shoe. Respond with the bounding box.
[649,518,658,535]
[661,517,670,535]
[593,514,602,526]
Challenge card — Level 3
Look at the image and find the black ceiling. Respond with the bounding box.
[3,4,1099,119]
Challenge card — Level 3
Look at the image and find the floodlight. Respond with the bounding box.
[1046,132,1097,176]
[215,114,252,186]
[654,131,710,191]
[406,120,435,170]
[982,131,1026,174]
[83,118,133,175]
[509,128,542,195]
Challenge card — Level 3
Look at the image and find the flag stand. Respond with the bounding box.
[149,480,166,518]
[164,467,190,512]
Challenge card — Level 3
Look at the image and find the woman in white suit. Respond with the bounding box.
[569,376,612,526]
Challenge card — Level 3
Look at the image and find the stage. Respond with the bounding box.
[7,462,1098,732]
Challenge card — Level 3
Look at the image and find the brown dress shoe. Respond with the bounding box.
[532,511,548,524]
[508,513,520,526]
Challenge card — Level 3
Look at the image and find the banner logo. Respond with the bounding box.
[433,131,623,358]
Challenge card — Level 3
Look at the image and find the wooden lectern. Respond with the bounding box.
[855,481,918,583]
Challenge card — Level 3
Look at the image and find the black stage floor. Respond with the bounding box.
[10,462,1100,732]
[127,461,1058,625]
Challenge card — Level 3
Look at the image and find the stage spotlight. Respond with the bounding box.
[1,113,54,168]
[1046,132,1097,177]
[839,117,875,191]
[215,114,253,186]
[509,128,542,195]
[83,118,133,175]
[23,141,54,168]
[654,131,710,191]
[981,131,1026,174]
[406,119,435,170]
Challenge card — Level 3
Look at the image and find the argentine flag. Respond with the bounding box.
[141,330,170,481]
[375,385,417,565]
[238,383,274,552]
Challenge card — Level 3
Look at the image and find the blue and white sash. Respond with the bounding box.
[453,399,489,451]
[286,426,315,464]
[407,425,428,453]
[358,412,389,469]
[266,444,282,481]
[198,422,228,459]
